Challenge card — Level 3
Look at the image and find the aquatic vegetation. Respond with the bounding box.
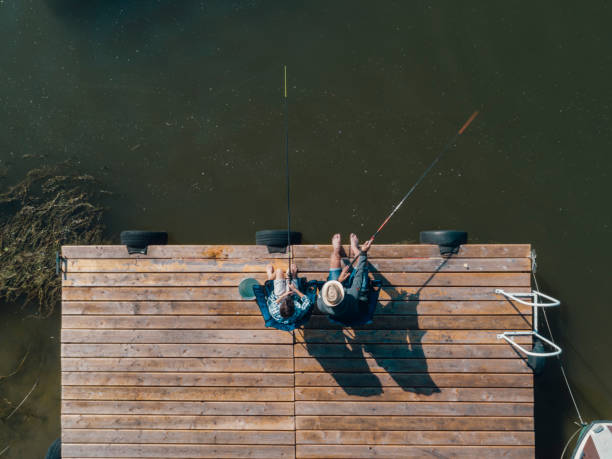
[0,165,107,316]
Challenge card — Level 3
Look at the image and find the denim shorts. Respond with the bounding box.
[328,266,368,291]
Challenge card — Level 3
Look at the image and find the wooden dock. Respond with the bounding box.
[61,244,535,458]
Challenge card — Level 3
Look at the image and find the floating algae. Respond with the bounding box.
[0,164,108,316]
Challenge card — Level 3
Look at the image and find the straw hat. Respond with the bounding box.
[321,280,344,307]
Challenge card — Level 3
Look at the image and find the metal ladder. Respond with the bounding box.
[495,289,562,357]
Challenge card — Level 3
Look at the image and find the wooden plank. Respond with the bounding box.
[60,245,194,259]
[294,343,529,359]
[62,443,294,458]
[61,285,528,301]
[348,271,527,288]
[62,329,292,344]
[62,272,530,287]
[61,314,531,330]
[62,455,294,458]
[373,287,530,301]
[294,358,531,373]
[61,301,261,315]
[61,315,269,329]
[62,400,294,415]
[305,315,531,330]
[296,430,534,445]
[294,329,531,344]
[62,357,294,372]
[62,343,293,358]
[62,245,276,259]
[63,386,294,401]
[295,401,532,416]
[62,300,533,316]
[296,445,533,458]
[371,300,532,315]
[62,372,294,387]
[62,329,530,346]
[63,456,291,459]
[62,244,531,259]
[295,387,532,402]
[294,373,533,388]
[62,429,295,444]
[296,415,533,431]
[62,414,295,430]
[65,257,531,273]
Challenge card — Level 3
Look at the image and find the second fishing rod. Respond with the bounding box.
[346,110,480,268]
[284,66,293,280]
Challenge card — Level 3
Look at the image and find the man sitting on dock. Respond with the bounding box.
[265,263,312,325]
[317,233,372,321]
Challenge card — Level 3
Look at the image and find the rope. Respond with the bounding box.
[560,424,585,459]
[531,250,586,426]
[284,66,292,279]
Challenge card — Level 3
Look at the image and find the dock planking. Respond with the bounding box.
[61,244,534,458]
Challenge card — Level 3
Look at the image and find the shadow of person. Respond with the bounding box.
[299,246,382,396]
[300,326,383,397]
[300,254,459,397]
[357,258,456,395]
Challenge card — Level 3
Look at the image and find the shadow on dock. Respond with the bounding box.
[301,258,458,397]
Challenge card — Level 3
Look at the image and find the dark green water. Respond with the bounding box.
[1,1,611,457]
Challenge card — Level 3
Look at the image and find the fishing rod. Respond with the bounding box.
[284,66,293,279]
[347,110,480,267]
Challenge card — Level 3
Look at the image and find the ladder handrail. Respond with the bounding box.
[495,289,560,307]
[497,331,562,357]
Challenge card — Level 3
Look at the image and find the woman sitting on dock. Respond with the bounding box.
[265,263,312,325]
[317,233,372,321]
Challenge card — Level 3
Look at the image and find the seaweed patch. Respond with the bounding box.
[0,164,108,316]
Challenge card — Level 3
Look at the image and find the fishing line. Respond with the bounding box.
[347,110,480,267]
[560,425,586,459]
[531,252,586,427]
[284,66,293,279]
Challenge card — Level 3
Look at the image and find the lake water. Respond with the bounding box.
[1,1,611,457]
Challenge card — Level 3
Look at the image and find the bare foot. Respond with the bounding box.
[266,264,275,280]
[350,233,360,257]
[332,233,341,255]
